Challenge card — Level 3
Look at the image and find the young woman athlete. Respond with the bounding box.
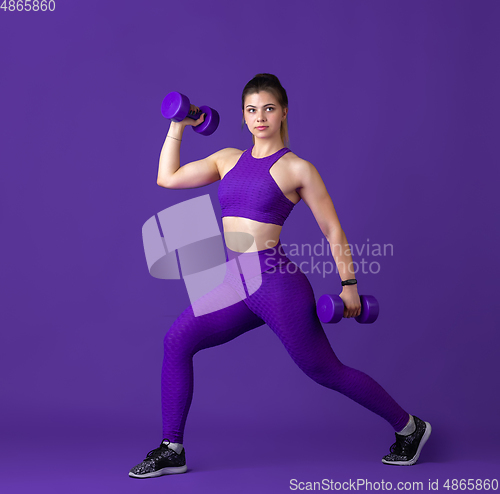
[129,73,431,479]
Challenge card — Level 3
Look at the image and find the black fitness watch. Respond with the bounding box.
[341,279,357,286]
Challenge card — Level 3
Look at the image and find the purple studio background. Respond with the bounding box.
[1,1,499,493]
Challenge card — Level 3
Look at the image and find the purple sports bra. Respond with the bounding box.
[218,146,296,226]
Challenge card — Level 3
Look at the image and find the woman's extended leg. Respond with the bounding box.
[243,260,410,432]
[161,273,265,444]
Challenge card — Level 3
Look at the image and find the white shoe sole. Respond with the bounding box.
[381,421,432,466]
[129,464,188,478]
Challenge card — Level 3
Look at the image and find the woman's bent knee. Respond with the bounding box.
[163,309,202,356]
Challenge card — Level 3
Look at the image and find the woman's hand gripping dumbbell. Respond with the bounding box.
[161,91,220,136]
[316,293,379,324]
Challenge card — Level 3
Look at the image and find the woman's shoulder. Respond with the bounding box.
[214,147,246,176]
[218,147,246,157]
[218,147,245,162]
[283,149,317,176]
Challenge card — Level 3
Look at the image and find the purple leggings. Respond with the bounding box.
[161,240,409,443]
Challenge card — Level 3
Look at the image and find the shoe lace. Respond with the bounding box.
[389,434,405,455]
[145,441,170,460]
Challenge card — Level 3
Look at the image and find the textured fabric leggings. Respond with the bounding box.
[161,240,409,443]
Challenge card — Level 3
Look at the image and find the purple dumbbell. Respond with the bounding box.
[161,91,220,136]
[317,294,379,324]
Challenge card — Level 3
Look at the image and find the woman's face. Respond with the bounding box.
[243,90,287,140]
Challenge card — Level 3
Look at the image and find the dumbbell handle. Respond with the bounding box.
[182,109,204,121]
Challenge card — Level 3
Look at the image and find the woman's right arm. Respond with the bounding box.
[157,112,224,189]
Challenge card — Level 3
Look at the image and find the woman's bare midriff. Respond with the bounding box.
[222,217,282,253]
[219,148,301,253]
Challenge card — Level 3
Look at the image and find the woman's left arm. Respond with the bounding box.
[295,160,361,318]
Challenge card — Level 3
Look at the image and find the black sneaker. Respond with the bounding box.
[129,440,187,478]
[382,415,431,466]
